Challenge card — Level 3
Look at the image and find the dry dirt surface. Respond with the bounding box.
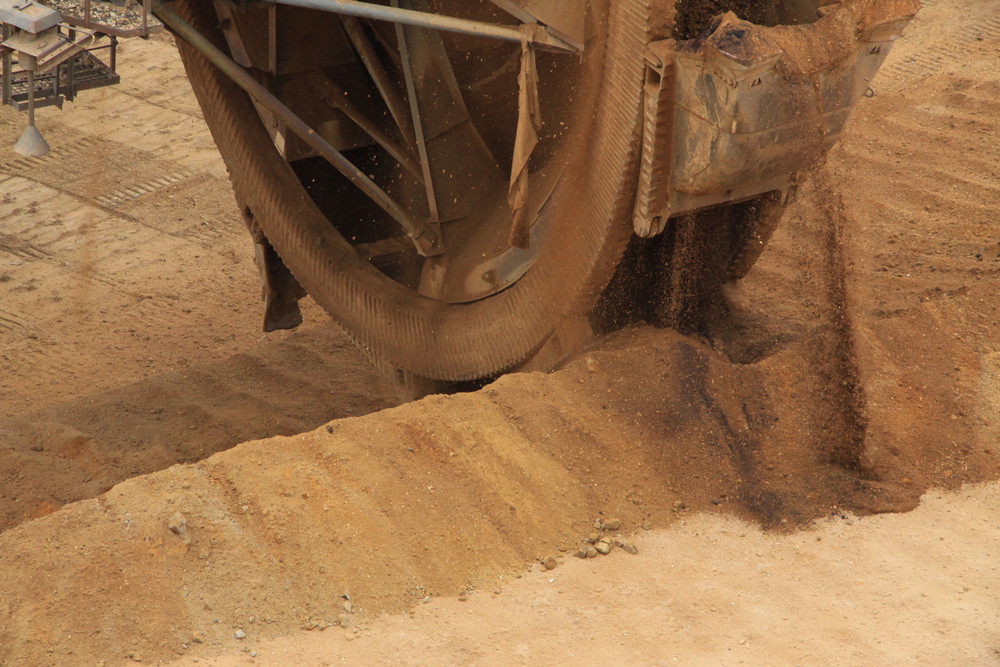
[1,0,999,665]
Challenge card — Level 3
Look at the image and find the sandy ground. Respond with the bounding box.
[1,0,999,665]
[176,483,1000,666]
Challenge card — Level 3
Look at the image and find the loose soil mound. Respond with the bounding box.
[1,315,997,665]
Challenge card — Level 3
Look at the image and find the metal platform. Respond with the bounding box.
[6,46,119,110]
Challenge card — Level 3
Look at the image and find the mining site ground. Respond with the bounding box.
[1,0,999,664]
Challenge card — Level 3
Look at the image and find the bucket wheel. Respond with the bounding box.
[168,0,651,387]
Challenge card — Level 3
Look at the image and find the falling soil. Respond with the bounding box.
[1,0,1000,665]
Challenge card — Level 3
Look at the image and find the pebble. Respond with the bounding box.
[595,539,613,555]
[233,629,246,640]
[602,518,621,531]
[541,555,558,571]
[167,512,189,543]
[46,0,164,32]
[342,600,353,613]
[620,540,639,555]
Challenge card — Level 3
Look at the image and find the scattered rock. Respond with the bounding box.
[620,540,638,555]
[586,532,601,544]
[342,600,353,614]
[585,545,598,559]
[602,518,621,531]
[167,512,190,543]
[575,547,589,559]
[541,555,558,571]
[595,539,613,555]
[233,629,246,640]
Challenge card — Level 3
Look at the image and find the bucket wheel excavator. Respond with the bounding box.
[149,0,917,392]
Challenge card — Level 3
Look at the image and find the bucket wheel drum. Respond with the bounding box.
[168,0,918,383]
[171,0,649,383]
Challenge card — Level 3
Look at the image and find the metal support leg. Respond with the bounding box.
[1,25,11,107]
[14,67,50,156]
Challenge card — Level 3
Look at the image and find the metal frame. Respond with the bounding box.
[155,0,575,262]
[156,0,581,295]
[256,0,579,54]
[151,0,444,256]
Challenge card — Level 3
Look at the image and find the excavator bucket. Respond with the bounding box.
[633,0,920,237]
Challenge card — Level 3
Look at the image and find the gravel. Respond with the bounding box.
[39,0,164,34]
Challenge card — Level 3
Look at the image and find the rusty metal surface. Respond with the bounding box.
[633,0,920,233]
[632,39,676,238]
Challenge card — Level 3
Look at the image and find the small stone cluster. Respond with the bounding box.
[573,517,638,559]
[41,0,164,33]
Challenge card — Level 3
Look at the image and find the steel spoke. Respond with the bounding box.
[307,69,423,183]
[340,16,416,147]
[391,0,439,221]
[151,0,442,256]
[256,0,579,53]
